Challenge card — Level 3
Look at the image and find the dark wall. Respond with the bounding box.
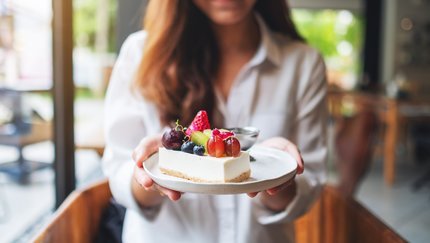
[362,0,383,89]
[116,0,148,53]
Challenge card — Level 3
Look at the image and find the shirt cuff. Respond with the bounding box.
[108,161,163,221]
[252,175,319,225]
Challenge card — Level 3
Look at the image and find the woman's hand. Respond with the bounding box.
[247,137,304,211]
[131,134,182,207]
[259,137,304,174]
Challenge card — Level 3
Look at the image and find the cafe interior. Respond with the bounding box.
[0,0,429,242]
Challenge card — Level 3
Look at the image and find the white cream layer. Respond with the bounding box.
[158,147,250,182]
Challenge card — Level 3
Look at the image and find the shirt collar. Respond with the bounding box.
[249,14,282,68]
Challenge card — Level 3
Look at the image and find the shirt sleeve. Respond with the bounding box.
[101,32,162,218]
[254,49,328,224]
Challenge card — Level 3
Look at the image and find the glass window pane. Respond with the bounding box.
[73,0,117,187]
[0,0,54,241]
[292,9,365,90]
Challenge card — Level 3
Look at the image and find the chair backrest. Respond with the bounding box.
[32,180,112,243]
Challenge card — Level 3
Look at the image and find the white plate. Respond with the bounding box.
[143,145,297,194]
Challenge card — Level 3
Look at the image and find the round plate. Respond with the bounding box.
[143,145,297,194]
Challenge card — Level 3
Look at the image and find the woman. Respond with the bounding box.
[103,0,327,242]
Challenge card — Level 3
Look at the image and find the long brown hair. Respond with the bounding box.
[134,0,303,126]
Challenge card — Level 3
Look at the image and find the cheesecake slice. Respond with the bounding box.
[159,147,251,183]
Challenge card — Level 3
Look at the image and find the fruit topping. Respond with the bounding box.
[181,141,196,154]
[162,120,186,150]
[190,131,210,148]
[193,145,205,156]
[162,128,185,150]
[207,135,225,157]
[224,137,241,157]
[161,111,243,158]
[186,110,211,136]
[210,128,234,139]
[203,129,212,137]
[219,130,235,140]
[212,128,220,136]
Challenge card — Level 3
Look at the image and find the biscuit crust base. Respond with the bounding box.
[160,167,251,183]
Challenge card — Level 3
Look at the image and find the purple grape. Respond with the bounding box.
[162,129,185,150]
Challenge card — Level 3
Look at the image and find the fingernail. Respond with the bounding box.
[170,194,180,201]
[268,188,278,195]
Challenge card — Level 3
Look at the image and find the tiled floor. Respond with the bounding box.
[356,159,430,243]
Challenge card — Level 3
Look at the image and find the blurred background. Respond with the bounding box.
[0,0,429,242]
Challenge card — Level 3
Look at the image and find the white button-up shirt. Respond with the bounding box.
[102,15,327,243]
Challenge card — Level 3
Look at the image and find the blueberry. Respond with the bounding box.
[181,141,196,154]
[193,145,205,156]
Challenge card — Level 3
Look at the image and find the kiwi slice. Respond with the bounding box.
[191,131,210,148]
[203,129,212,137]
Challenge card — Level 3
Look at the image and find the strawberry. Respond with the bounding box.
[185,110,211,135]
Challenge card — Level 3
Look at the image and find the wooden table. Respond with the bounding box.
[0,121,52,183]
[0,88,53,183]
[383,98,430,185]
[329,91,430,186]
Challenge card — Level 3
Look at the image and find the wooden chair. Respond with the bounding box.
[33,180,406,243]
[329,92,379,196]
[33,180,111,243]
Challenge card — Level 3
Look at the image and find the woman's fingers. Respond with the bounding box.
[134,166,182,201]
[265,176,295,196]
[266,181,289,196]
[133,134,163,168]
[247,178,293,198]
[259,137,305,174]
[134,166,154,188]
[153,184,182,201]
[144,183,182,201]
[247,192,259,198]
[266,185,283,196]
[284,142,305,175]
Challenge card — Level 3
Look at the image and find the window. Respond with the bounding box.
[290,0,364,90]
[0,0,114,240]
[0,0,52,89]
[0,1,54,242]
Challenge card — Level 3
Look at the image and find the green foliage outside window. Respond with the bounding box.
[74,0,117,53]
[292,9,364,89]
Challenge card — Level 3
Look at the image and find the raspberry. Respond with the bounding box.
[212,129,220,136]
[219,131,234,140]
